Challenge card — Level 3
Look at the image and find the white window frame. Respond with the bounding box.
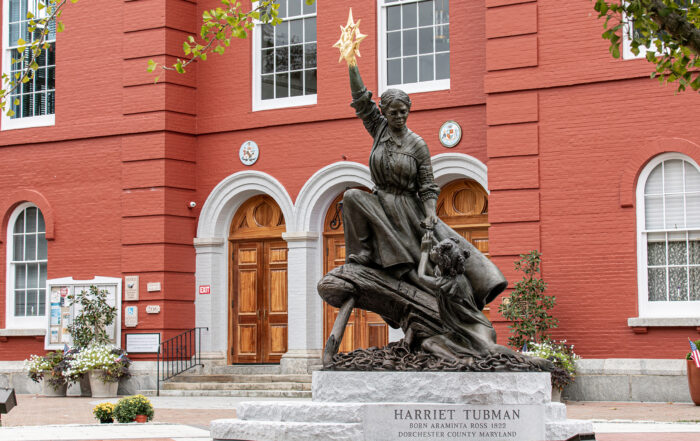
[5,202,47,329]
[377,0,450,96]
[1,0,55,130]
[251,1,317,112]
[636,152,700,318]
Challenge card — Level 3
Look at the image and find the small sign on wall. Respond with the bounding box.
[199,285,211,295]
[126,333,160,353]
[124,276,139,301]
[124,306,138,327]
[147,282,161,292]
[145,305,160,314]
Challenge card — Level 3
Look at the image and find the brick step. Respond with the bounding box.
[162,381,312,391]
[139,389,312,398]
[168,374,311,383]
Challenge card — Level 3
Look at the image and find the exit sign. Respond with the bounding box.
[199,285,211,295]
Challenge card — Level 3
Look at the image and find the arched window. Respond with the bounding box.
[5,203,47,328]
[636,153,700,318]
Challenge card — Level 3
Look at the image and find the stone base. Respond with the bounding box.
[211,371,593,441]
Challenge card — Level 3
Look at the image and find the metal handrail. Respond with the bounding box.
[156,327,208,396]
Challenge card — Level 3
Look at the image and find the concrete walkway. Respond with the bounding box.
[1,395,699,440]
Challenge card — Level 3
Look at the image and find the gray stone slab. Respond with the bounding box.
[563,375,630,402]
[640,359,686,376]
[312,371,551,405]
[211,420,362,441]
[630,374,691,402]
[238,401,363,423]
[546,420,595,441]
[545,403,566,422]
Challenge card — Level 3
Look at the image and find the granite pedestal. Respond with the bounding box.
[210,371,593,441]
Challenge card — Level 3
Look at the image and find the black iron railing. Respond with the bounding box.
[157,327,208,396]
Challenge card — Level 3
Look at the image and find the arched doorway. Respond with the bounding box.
[229,195,288,363]
[437,179,491,319]
[322,190,389,352]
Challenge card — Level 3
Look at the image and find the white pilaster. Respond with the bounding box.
[194,237,227,353]
[282,231,323,353]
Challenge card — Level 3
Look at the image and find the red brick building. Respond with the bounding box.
[0,0,698,400]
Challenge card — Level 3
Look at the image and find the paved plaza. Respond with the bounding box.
[0,395,699,440]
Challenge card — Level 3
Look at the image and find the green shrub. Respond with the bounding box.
[113,395,154,423]
[498,251,558,349]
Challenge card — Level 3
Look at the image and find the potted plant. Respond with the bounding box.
[72,344,131,398]
[686,339,700,406]
[525,340,579,401]
[93,402,115,423]
[25,351,69,397]
[113,394,154,423]
[67,285,118,396]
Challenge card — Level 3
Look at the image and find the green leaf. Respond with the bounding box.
[13,98,19,105]
[7,109,15,117]
[57,21,64,32]
[200,53,207,61]
[26,11,34,19]
[21,76,30,83]
[147,59,157,73]
[183,41,191,55]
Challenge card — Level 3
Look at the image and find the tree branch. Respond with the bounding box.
[648,0,700,55]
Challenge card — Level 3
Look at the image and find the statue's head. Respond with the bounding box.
[430,237,470,277]
[379,88,412,131]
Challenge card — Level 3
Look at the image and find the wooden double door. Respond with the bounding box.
[323,192,389,351]
[322,179,491,351]
[229,195,288,364]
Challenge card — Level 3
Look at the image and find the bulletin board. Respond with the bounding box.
[44,276,122,350]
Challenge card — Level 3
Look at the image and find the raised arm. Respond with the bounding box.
[348,66,384,138]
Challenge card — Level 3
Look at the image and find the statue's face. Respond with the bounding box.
[384,100,409,131]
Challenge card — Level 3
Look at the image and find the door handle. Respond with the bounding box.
[256,309,261,319]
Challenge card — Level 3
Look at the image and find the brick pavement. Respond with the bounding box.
[1,395,236,428]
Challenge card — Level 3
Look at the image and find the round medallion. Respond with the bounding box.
[439,121,462,148]
[239,140,259,166]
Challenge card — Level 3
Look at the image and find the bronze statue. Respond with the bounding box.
[320,10,550,372]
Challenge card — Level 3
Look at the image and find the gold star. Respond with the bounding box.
[333,8,367,67]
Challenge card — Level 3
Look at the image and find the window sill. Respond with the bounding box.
[627,317,700,334]
[0,328,46,342]
[1,114,55,131]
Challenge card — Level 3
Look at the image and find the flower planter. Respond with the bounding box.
[687,359,700,406]
[79,373,92,397]
[88,369,119,398]
[551,387,562,403]
[41,375,67,397]
[134,414,148,423]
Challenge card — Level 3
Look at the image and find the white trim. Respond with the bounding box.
[195,170,294,353]
[251,6,317,112]
[376,0,450,96]
[1,0,56,131]
[628,316,700,327]
[197,170,294,239]
[636,152,700,318]
[621,13,649,60]
[293,161,373,232]
[431,152,488,191]
[5,202,47,329]
[1,114,54,131]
